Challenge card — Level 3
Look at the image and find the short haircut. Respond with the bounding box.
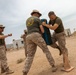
[48,11,55,16]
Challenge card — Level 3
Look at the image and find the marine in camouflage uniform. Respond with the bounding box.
[42,11,74,72]
[23,10,57,75]
[21,30,27,57]
[0,25,14,74]
[41,19,62,55]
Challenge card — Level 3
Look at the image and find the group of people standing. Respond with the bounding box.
[0,10,74,75]
[22,10,74,75]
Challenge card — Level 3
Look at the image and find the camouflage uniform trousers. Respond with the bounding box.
[23,32,55,73]
[0,45,8,73]
[50,31,70,68]
[24,41,27,57]
[22,35,27,57]
[51,31,68,55]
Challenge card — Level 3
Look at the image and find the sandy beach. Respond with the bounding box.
[1,36,76,75]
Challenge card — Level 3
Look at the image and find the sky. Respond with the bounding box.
[0,0,76,44]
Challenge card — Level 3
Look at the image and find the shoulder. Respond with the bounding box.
[26,17,33,21]
[56,17,62,22]
[26,16,39,22]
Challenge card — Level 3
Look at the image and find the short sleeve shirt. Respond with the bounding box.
[49,17,64,33]
[26,16,41,34]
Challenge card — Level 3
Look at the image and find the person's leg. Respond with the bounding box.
[1,60,14,74]
[61,52,74,72]
[23,36,37,75]
[33,33,57,72]
[0,46,14,74]
[50,44,62,55]
[50,34,62,55]
[57,33,74,71]
[24,42,27,57]
[62,52,70,69]
[1,59,8,73]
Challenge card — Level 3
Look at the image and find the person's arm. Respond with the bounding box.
[40,25,44,33]
[42,22,58,30]
[0,34,12,51]
[0,33,12,39]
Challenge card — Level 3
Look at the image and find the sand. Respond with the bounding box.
[1,36,76,75]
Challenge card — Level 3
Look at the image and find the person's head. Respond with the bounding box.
[0,25,5,32]
[31,10,42,18]
[24,30,27,34]
[48,11,56,21]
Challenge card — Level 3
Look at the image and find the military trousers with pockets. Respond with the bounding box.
[51,31,68,55]
[23,32,55,73]
[0,45,8,73]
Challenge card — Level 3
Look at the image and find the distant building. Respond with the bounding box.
[12,39,24,49]
[6,44,14,50]
[6,39,25,50]
[64,28,71,36]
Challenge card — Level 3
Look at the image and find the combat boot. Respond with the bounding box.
[5,67,14,74]
[52,65,57,72]
[1,67,5,73]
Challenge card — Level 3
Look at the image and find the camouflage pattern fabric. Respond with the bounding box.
[0,45,8,73]
[21,34,27,57]
[23,32,55,73]
[51,31,68,55]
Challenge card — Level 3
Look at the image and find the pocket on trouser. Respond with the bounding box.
[58,36,66,53]
[0,50,7,60]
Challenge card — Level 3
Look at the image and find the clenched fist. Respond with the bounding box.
[8,33,12,36]
[42,22,46,26]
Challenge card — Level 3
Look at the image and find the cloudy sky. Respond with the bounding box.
[0,0,76,44]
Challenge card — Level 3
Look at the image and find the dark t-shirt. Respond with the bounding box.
[49,17,64,33]
[0,33,5,45]
[26,16,41,34]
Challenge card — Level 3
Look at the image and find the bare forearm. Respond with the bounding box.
[44,24,54,30]
[0,34,12,39]
[0,35,9,39]
[44,23,59,30]
[40,25,44,33]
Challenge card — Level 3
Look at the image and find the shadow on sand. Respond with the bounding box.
[35,64,68,75]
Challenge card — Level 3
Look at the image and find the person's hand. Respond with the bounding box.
[8,33,12,36]
[42,22,46,26]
